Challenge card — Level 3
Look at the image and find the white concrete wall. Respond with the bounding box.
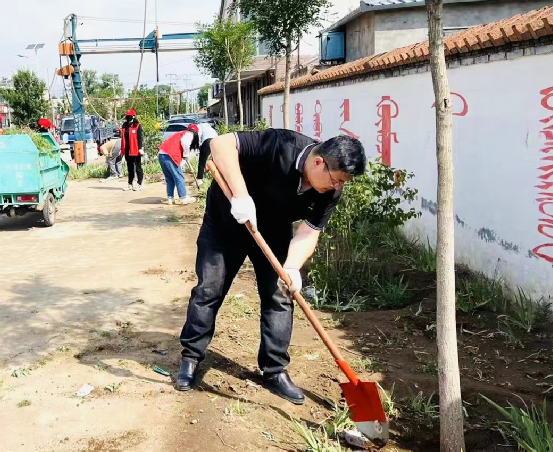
[261,52,553,299]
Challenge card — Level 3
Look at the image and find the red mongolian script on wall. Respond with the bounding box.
[313,100,322,139]
[295,103,304,133]
[375,96,399,166]
[431,92,468,116]
[269,105,274,127]
[533,86,553,264]
[339,99,359,139]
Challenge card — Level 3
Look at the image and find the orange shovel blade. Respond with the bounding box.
[340,381,389,445]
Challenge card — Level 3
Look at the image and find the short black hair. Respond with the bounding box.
[313,135,366,176]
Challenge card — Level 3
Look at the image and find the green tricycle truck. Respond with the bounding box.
[0,132,69,227]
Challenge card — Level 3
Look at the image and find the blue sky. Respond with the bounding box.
[0,0,220,96]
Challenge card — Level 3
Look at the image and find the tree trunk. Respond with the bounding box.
[426,1,465,451]
[237,71,244,129]
[222,82,229,127]
[283,38,292,130]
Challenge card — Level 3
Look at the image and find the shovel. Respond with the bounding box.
[206,161,389,446]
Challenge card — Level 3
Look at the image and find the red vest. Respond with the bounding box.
[159,130,188,166]
[121,123,140,156]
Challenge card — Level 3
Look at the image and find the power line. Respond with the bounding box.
[79,15,195,27]
[129,0,148,110]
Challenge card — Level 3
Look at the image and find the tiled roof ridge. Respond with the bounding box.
[259,5,553,95]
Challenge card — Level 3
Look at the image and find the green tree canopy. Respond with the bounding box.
[0,69,49,128]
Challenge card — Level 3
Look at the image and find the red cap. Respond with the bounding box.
[188,124,199,133]
[125,109,137,116]
[38,118,53,128]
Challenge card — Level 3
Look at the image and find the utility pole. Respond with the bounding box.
[166,73,177,117]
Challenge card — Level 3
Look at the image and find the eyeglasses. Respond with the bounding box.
[322,157,345,189]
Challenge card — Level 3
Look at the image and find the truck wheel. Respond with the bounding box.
[43,193,56,227]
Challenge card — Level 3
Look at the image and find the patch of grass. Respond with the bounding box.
[407,238,437,272]
[104,382,122,393]
[69,159,162,181]
[94,361,108,371]
[419,361,438,375]
[69,163,110,180]
[456,273,505,314]
[503,287,551,333]
[292,402,355,451]
[322,404,356,439]
[498,320,524,349]
[171,297,181,303]
[482,395,553,451]
[292,421,343,452]
[351,356,379,373]
[38,354,53,367]
[378,382,401,420]
[372,273,410,309]
[227,294,258,320]
[409,392,439,428]
[11,367,31,378]
[142,160,162,175]
[100,331,112,338]
[225,400,248,416]
[17,399,32,408]
[166,212,184,223]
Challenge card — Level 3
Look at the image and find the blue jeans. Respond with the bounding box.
[158,153,186,198]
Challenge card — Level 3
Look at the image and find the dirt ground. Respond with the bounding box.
[1,177,552,452]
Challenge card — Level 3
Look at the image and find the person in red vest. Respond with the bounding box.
[120,109,144,191]
[157,124,199,205]
[37,118,53,133]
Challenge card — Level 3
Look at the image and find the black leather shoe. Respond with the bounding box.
[176,359,197,391]
[263,371,305,405]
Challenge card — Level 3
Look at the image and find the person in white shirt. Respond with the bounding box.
[157,124,200,205]
[196,122,219,185]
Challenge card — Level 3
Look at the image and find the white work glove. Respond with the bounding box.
[230,196,257,228]
[278,268,302,299]
[138,148,144,156]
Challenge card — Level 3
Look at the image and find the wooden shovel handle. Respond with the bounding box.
[206,160,360,385]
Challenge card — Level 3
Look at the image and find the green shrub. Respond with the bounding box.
[308,160,420,311]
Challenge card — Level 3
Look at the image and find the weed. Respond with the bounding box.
[377,382,401,420]
[373,274,410,309]
[227,294,258,319]
[418,361,438,376]
[69,160,162,180]
[498,320,524,348]
[456,274,505,314]
[225,400,248,416]
[504,288,551,333]
[11,367,31,378]
[104,382,122,393]
[292,421,343,452]
[410,392,440,427]
[482,395,553,451]
[171,297,181,303]
[166,212,183,223]
[69,163,110,180]
[100,331,112,338]
[17,399,32,408]
[308,161,420,312]
[94,361,108,371]
[322,404,356,438]
[351,357,378,373]
[407,238,437,272]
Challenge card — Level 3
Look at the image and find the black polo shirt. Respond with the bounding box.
[205,129,341,234]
